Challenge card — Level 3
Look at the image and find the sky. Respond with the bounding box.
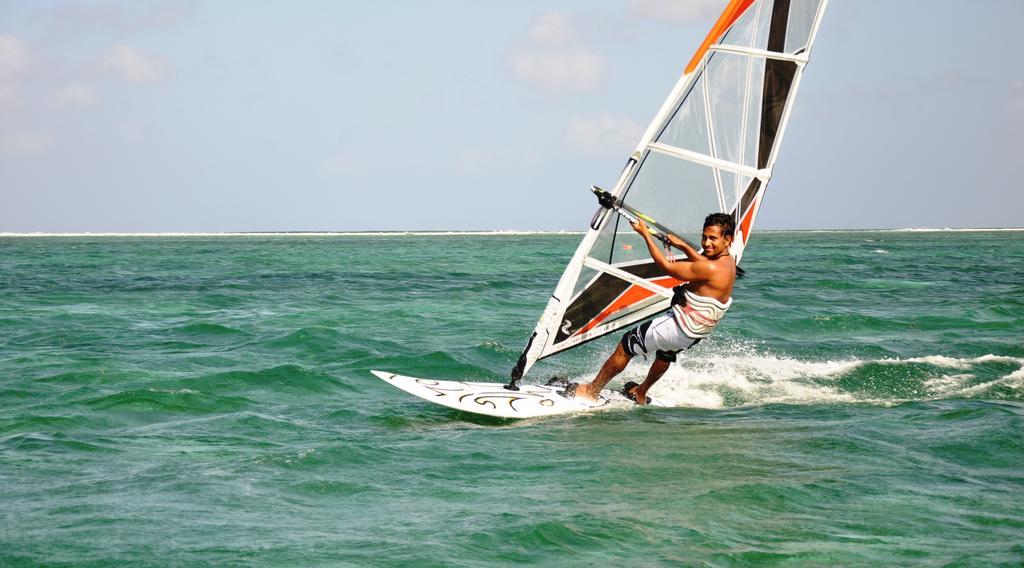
[1,0,1022,232]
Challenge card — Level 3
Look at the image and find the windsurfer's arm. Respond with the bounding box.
[633,220,709,282]
[665,234,702,261]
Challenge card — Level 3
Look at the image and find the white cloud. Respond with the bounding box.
[103,45,166,83]
[56,83,98,107]
[629,0,723,23]
[529,13,576,46]
[512,47,605,92]
[0,35,33,79]
[0,131,53,157]
[36,2,193,35]
[511,13,605,92]
[565,114,643,155]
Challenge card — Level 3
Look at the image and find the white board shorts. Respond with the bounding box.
[621,311,702,363]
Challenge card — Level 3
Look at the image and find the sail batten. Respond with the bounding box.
[708,44,808,63]
[646,143,767,179]
[581,257,676,299]
[509,0,829,385]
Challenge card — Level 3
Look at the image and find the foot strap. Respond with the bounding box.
[621,381,651,405]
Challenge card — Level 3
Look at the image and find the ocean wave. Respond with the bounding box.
[562,351,1024,409]
[185,364,344,394]
[0,431,117,454]
[264,326,343,350]
[173,322,250,338]
[84,388,253,413]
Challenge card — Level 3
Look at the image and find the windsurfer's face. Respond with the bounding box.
[701,225,732,258]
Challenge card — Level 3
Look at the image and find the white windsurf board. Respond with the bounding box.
[371,370,667,419]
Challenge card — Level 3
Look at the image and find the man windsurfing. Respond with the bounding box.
[567,212,737,405]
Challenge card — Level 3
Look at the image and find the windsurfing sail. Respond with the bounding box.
[509,0,829,387]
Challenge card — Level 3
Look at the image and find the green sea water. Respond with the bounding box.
[1,231,1022,566]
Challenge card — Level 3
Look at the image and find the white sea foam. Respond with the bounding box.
[903,355,974,369]
[880,354,1023,369]
[652,353,860,408]
[974,354,1024,364]
[569,351,1024,409]
[148,388,198,395]
[904,355,1024,397]
[922,374,975,396]
[952,369,1024,396]
[1002,366,1024,389]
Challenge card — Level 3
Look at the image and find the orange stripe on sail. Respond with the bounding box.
[575,277,681,337]
[684,0,756,75]
[740,193,759,245]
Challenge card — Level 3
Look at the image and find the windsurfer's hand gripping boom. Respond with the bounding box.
[661,231,702,262]
[591,186,700,259]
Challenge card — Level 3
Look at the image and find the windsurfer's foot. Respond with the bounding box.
[621,381,650,405]
[572,382,601,402]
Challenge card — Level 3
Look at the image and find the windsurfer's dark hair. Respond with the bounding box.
[704,213,735,237]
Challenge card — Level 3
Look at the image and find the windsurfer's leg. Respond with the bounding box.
[574,343,632,401]
[628,357,671,406]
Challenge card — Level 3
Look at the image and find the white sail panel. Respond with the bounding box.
[617,153,722,246]
[783,0,826,53]
[701,52,766,170]
[656,78,712,157]
[717,0,771,52]
[654,53,766,172]
[717,0,825,54]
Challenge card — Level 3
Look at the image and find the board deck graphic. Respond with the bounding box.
[371,371,666,419]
